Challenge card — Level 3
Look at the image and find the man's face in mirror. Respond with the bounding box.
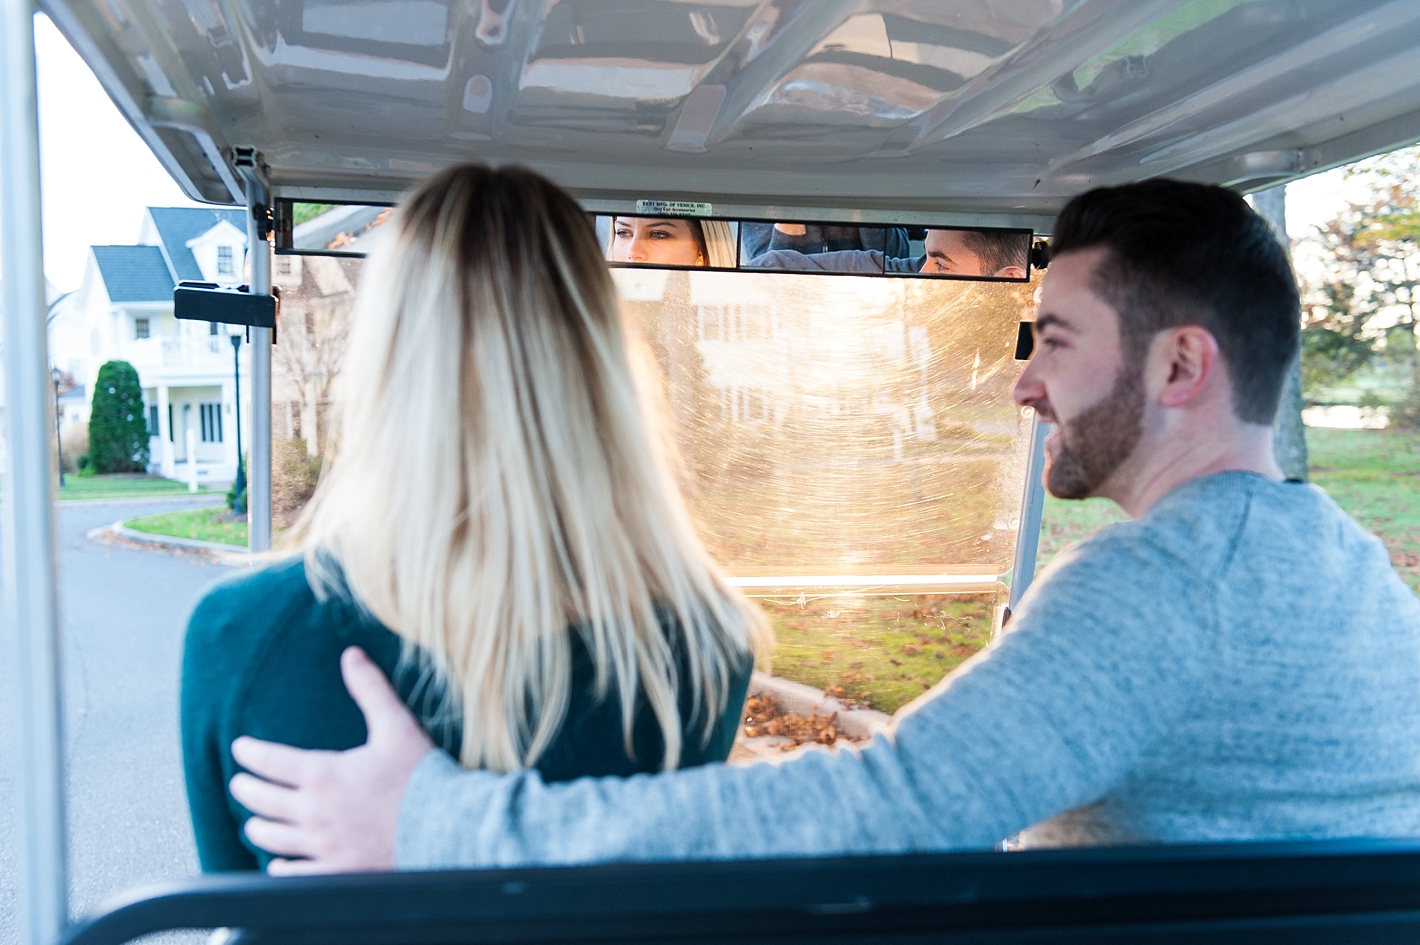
[1013,247,1146,500]
[921,229,1027,279]
[609,217,706,267]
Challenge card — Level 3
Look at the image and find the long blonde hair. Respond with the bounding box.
[298,164,767,772]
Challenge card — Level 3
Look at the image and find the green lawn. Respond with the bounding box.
[763,593,998,714]
[1308,428,1420,594]
[58,473,216,501]
[124,506,247,546]
[1032,427,1420,595]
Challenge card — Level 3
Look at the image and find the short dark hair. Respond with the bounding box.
[959,229,1029,275]
[1051,179,1299,424]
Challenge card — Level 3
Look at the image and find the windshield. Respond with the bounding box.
[613,267,1034,713]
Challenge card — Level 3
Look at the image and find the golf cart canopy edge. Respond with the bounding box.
[35,0,1420,221]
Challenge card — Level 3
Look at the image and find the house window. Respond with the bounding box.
[216,246,234,275]
[134,317,150,339]
[148,405,159,436]
[200,403,224,443]
[209,321,220,335]
[168,404,174,442]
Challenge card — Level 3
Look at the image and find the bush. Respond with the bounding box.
[1393,388,1420,431]
[273,436,322,517]
[88,361,150,473]
[60,424,90,473]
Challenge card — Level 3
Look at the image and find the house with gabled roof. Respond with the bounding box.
[49,206,251,484]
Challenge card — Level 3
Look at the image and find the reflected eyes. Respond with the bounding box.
[615,229,676,240]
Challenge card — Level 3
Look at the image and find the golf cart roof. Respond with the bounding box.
[39,0,1420,229]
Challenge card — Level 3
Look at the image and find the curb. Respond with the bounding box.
[748,671,891,739]
[60,493,225,508]
[89,520,251,567]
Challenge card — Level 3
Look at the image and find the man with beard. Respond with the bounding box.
[228,180,1420,872]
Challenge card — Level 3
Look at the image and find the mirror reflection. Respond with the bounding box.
[597,215,739,269]
[283,204,1031,284]
[280,202,393,255]
[742,223,1029,280]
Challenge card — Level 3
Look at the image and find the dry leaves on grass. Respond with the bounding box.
[742,694,864,751]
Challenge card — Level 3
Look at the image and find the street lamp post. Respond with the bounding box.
[230,332,246,511]
[50,367,64,489]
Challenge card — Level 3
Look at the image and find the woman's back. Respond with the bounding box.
[183,558,751,872]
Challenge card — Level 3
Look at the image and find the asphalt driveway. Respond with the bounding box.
[0,497,238,943]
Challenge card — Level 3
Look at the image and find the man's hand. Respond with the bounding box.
[229,646,436,875]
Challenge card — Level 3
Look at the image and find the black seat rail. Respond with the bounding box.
[61,840,1420,945]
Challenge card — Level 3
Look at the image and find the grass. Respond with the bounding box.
[1031,427,1420,595]
[57,473,216,501]
[125,506,247,546]
[1308,428,1420,594]
[762,593,999,714]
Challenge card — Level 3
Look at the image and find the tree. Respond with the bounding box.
[1299,146,1420,428]
[273,256,356,457]
[88,360,150,473]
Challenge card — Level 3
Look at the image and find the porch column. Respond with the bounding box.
[156,383,173,478]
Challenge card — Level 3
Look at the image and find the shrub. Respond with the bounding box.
[88,361,150,473]
[1393,388,1420,432]
[273,436,322,517]
[60,424,89,473]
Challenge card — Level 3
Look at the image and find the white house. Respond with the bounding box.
[48,207,252,484]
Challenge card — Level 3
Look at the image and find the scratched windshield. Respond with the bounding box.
[616,268,1036,719]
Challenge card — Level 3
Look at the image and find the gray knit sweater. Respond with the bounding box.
[397,473,1420,868]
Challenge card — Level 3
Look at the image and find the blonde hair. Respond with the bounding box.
[700,220,738,269]
[298,164,767,772]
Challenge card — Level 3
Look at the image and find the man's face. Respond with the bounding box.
[921,229,988,276]
[1012,248,1146,500]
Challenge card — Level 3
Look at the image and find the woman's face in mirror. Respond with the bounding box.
[610,217,705,266]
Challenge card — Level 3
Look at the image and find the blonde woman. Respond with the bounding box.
[608,216,737,268]
[181,165,767,872]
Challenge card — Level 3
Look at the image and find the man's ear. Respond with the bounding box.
[997,265,1027,280]
[1155,326,1220,409]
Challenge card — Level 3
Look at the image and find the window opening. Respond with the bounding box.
[200,403,223,443]
[216,245,234,275]
[134,317,150,339]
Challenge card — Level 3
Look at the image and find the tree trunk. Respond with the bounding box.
[303,380,320,457]
[1252,185,1310,481]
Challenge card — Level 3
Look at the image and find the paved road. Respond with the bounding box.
[1,499,238,944]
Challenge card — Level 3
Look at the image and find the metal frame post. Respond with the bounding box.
[1007,414,1049,615]
[1,0,70,942]
[235,150,272,552]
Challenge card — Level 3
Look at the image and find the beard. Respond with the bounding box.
[1044,362,1146,500]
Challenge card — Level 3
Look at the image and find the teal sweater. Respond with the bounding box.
[181,556,751,871]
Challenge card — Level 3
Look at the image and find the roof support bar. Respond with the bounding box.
[234,148,272,553]
[1,1,70,943]
[1007,414,1049,619]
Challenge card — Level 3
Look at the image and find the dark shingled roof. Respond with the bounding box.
[91,246,176,302]
[146,207,246,282]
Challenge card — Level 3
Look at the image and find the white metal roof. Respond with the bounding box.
[38,0,1420,229]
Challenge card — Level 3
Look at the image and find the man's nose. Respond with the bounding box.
[1012,357,1043,407]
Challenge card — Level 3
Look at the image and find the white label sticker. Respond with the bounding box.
[635,199,714,217]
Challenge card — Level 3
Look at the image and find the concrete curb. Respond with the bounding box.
[60,493,225,508]
[88,520,251,567]
[748,671,891,739]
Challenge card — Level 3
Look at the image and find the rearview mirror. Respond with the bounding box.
[275,200,1034,283]
[596,214,1031,282]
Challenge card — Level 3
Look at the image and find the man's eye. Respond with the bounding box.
[1040,338,1063,351]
